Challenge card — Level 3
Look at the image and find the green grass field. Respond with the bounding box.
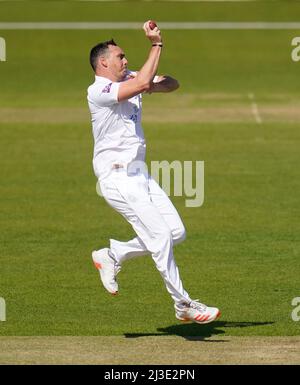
[1,1,300,342]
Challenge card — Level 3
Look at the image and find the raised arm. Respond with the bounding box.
[118,21,163,102]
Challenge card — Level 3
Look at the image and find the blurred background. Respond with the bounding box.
[0,1,299,337]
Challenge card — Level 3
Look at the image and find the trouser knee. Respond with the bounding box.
[152,229,173,253]
[172,226,186,245]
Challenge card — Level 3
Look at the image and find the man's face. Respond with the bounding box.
[105,45,128,81]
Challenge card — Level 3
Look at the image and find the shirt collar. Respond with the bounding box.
[95,75,109,82]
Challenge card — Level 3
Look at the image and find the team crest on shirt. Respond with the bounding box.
[129,114,138,123]
[102,83,112,93]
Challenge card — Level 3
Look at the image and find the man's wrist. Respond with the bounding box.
[152,43,163,47]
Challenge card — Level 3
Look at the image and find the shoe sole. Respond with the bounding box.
[177,310,221,324]
[92,252,118,296]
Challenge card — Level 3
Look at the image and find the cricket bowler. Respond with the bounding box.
[87,21,220,324]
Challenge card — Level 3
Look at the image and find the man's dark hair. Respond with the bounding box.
[90,39,117,72]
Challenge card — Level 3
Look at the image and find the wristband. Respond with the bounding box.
[152,43,163,47]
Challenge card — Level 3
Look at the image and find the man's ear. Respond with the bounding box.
[98,56,108,69]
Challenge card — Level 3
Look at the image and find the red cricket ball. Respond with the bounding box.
[149,20,157,30]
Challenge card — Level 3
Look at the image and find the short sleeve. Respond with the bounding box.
[88,81,120,107]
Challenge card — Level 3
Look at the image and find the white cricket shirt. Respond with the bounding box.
[87,73,146,180]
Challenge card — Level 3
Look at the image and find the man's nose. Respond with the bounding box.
[123,58,128,66]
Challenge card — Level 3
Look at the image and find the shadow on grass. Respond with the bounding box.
[124,321,274,341]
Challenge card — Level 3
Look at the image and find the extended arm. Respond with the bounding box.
[147,75,179,93]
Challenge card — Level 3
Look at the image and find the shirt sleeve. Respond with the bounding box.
[89,81,120,107]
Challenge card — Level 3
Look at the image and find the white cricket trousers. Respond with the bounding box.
[99,169,192,306]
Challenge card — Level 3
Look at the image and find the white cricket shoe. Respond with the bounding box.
[92,248,121,295]
[175,299,221,324]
